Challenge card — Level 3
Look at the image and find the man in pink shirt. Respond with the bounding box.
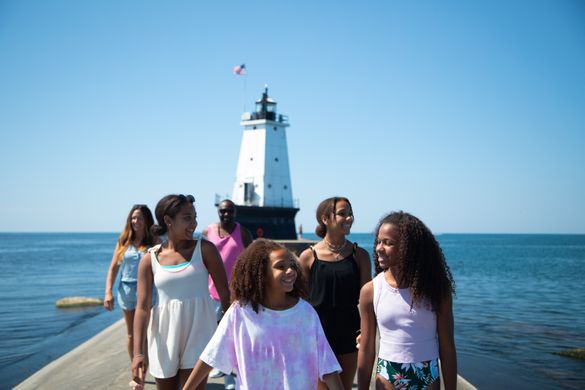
[203,199,252,389]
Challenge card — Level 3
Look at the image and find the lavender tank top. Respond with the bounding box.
[373,272,439,363]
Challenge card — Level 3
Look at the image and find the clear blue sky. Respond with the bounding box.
[1,1,584,234]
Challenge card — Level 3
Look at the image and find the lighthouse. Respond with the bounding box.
[230,86,299,239]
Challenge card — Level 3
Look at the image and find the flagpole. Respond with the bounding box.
[243,73,247,113]
[233,63,247,113]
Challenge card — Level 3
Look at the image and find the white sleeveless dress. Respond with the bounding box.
[147,239,217,378]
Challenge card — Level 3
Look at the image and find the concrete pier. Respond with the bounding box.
[15,319,476,389]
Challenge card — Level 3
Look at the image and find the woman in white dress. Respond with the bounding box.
[131,194,230,390]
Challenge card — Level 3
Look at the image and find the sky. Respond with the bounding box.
[0,1,584,234]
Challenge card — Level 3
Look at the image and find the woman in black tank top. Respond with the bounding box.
[299,197,371,390]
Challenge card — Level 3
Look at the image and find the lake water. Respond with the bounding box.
[0,233,583,389]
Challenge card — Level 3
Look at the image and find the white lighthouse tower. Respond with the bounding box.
[230,86,298,239]
[232,86,293,207]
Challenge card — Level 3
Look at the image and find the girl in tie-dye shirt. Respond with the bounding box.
[183,239,343,390]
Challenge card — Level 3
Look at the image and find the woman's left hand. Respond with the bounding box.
[103,292,114,311]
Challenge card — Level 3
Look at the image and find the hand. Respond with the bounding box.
[104,292,114,311]
[131,354,146,388]
[355,332,361,349]
[128,378,144,390]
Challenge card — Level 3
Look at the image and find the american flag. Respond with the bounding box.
[233,63,246,75]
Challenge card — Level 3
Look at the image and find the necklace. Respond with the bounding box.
[324,237,347,255]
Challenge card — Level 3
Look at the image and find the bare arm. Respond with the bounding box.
[323,372,344,390]
[298,248,314,293]
[357,281,376,390]
[131,252,154,385]
[240,226,253,247]
[201,227,209,238]
[356,247,372,288]
[104,244,121,311]
[183,359,213,390]
[202,240,230,312]
[437,293,457,390]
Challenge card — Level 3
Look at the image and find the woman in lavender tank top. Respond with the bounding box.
[357,212,457,390]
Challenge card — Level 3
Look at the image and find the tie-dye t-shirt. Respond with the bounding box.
[199,298,341,389]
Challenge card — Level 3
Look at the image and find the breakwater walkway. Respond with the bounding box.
[15,319,476,389]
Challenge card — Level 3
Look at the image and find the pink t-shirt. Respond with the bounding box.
[207,223,246,301]
[199,298,341,389]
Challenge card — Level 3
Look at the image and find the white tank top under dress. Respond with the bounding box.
[147,239,217,378]
[373,272,439,363]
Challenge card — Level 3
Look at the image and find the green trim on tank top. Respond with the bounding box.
[161,260,190,269]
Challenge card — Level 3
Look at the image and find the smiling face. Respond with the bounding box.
[375,223,401,270]
[166,202,197,240]
[218,200,236,225]
[265,248,298,296]
[325,199,354,236]
[131,209,146,235]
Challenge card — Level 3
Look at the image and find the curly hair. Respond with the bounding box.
[114,204,156,263]
[230,238,307,313]
[314,196,353,238]
[373,211,455,312]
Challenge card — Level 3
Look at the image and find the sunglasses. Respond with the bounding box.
[178,194,195,203]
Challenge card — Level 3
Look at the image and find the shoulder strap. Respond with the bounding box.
[310,245,318,260]
[350,242,361,270]
[193,237,203,263]
[149,244,162,272]
[149,244,162,254]
[373,274,382,315]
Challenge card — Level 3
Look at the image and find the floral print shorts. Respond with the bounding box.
[376,357,439,390]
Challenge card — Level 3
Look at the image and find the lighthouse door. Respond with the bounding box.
[244,182,254,205]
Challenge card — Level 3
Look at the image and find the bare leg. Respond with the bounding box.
[122,309,135,361]
[375,374,440,390]
[179,368,206,390]
[155,375,178,390]
[375,374,395,390]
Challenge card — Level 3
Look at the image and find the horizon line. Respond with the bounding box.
[0,231,584,236]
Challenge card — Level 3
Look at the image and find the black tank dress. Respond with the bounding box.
[309,243,361,355]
